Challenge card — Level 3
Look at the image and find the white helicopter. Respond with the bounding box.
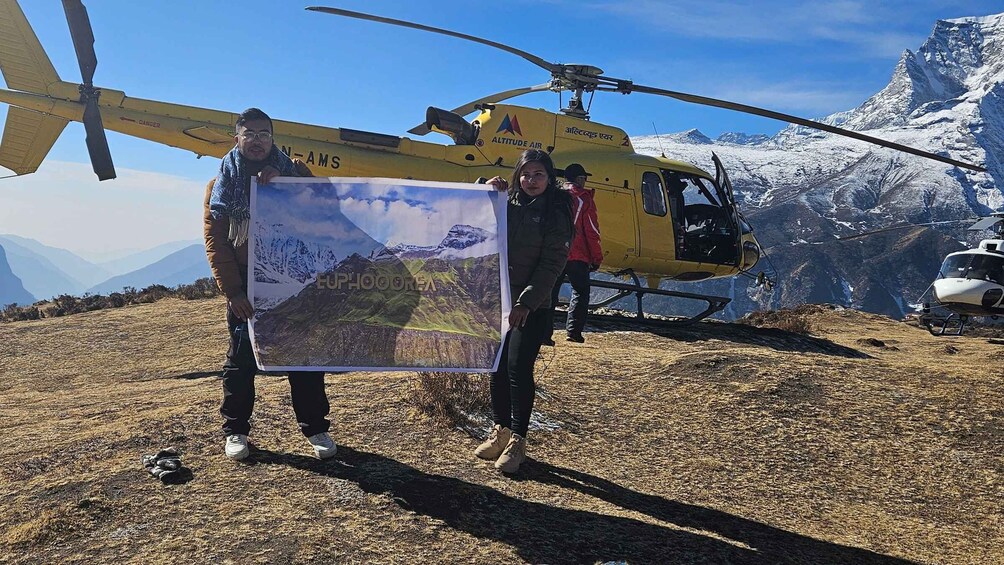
[842,214,1004,335]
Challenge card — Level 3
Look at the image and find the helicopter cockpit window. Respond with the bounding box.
[641,171,667,216]
[939,255,974,279]
[962,254,1004,285]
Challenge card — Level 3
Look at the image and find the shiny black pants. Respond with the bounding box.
[491,307,548,438]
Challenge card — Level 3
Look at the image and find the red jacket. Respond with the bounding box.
[565,182,603,265]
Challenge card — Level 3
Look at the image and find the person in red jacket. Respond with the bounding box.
[547,163,603,344]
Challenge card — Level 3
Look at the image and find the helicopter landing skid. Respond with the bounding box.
[557,269,731,327]
[920,312,968,336]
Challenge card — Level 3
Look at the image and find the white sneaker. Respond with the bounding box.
[307,432,337,459]
[224,434,249,460]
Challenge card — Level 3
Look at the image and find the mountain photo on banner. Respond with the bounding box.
[249,178,506,371]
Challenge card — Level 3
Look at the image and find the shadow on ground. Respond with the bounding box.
[553,311,870,359]
[251,446,912,565]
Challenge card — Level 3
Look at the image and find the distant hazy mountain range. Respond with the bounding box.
[0,235,206,306]
[0,244,34,307]
[86,244,211,295]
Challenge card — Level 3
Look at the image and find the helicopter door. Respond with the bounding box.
[636,169,676,262]
[662,169,741,265]
[712,153,744,266]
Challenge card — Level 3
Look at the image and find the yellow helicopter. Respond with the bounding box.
[0,1,985,324]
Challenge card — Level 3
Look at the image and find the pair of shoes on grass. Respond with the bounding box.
[474,424,526,473]
[142,447,189,484]
[224,432,337,460]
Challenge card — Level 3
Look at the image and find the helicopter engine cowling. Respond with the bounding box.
[423,107,477,145]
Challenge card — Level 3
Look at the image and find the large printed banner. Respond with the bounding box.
[248,177,509,372]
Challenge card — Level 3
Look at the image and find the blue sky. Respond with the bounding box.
[1,0,1001,255]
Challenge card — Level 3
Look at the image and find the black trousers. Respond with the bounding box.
[220,305,330,438]
[547,260,591,337]
[491,306,548,438]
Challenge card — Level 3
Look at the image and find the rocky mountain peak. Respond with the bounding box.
[377,224,496,261]
[254,222,338,284]
[717,132,770,146]
[668,129,713,145]
[440,224,490,250]
[836,12,1004,131]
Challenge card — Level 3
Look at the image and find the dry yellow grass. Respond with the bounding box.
[0,299,1001,564]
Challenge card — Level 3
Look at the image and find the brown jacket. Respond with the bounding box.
[203,159,313,299]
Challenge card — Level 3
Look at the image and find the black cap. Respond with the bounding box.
[564,163,591,180]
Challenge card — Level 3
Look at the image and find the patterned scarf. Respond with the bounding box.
[208,144,294,247]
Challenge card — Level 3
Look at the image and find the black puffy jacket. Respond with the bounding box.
[506,187,573,310]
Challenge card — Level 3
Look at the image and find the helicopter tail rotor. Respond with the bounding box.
[62,0,115,181]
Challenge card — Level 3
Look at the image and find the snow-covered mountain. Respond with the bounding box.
[253,223,339,309]
[254,223,338,284]
[435,224,496,259]
[630,12,1003,319]
[375,224,496,261]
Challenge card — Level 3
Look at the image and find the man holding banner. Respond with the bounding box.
[204,108,335,461]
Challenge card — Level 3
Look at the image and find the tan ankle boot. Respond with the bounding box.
[474,424,512,461]
[494,433,526,473]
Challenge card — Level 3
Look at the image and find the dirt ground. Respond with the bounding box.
[0,298,1000,564]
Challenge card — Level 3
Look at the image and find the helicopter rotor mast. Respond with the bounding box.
[307,5,986,173]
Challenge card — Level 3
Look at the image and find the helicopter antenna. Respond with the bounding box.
[652,122,666,158]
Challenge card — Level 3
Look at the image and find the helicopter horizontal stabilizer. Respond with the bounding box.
[0,107,68,176]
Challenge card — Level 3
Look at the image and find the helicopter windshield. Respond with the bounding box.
[939,253,1004,285]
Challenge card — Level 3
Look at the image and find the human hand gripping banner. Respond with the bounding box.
[248,177,510,372]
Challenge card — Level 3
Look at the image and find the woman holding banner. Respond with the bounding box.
[475,149,573,473]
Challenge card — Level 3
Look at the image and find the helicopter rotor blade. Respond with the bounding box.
[308,6,985,173]
[82,97,116,181]
[408,83,552,136]
[967,216,1004,232]
[61,0,116,180]
[838,219,979,241]
[307,6,559,74]
[62,0,98,86]
[622,82,986,173]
